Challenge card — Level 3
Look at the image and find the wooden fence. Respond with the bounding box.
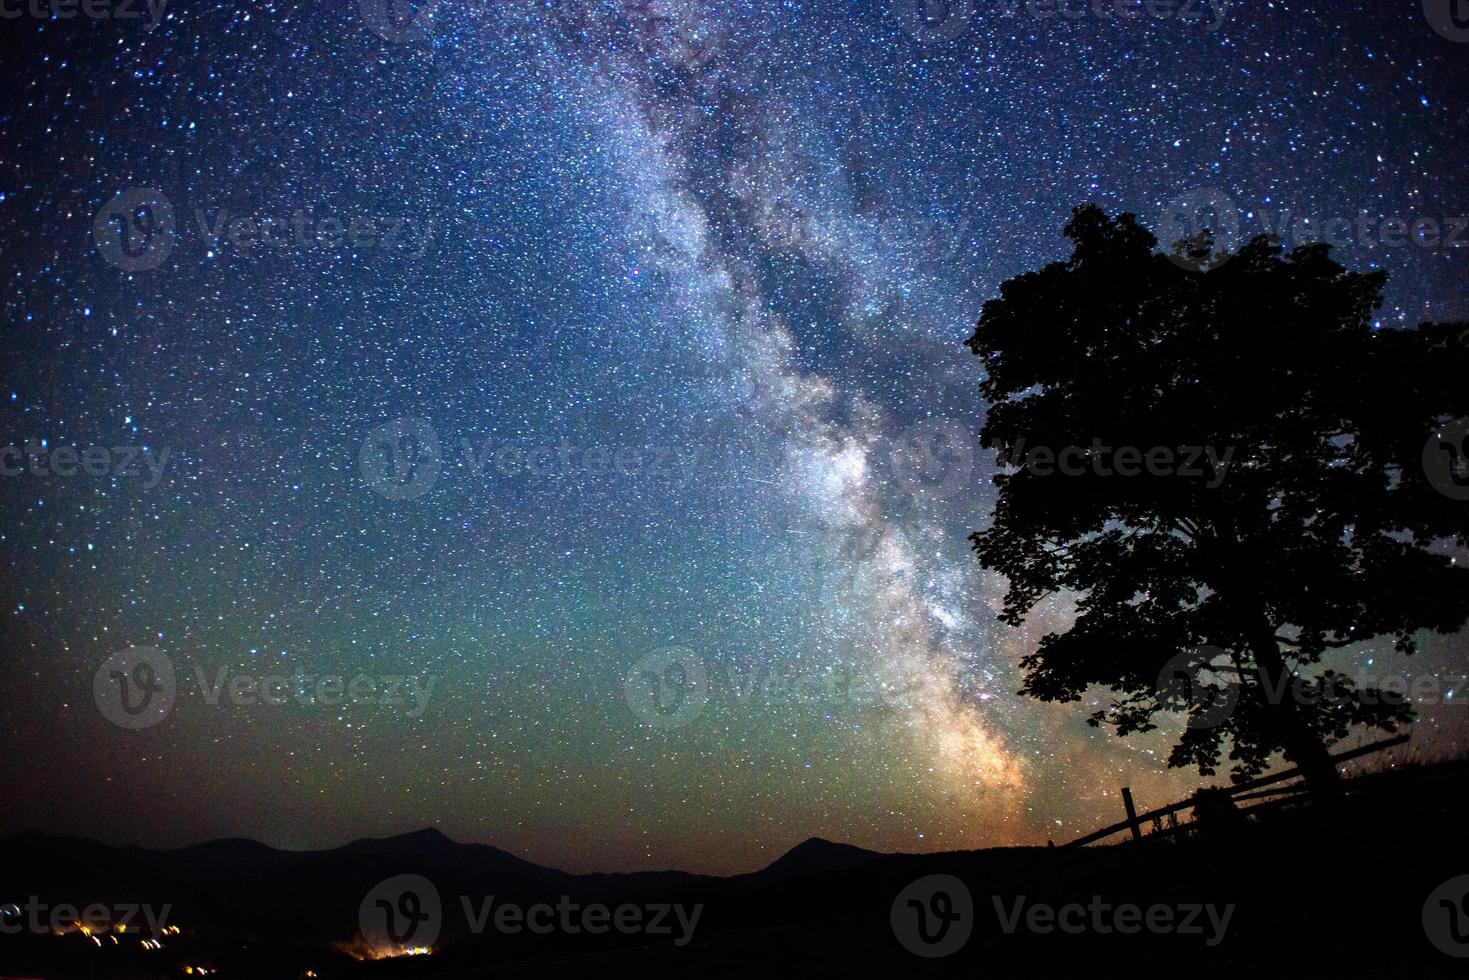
[1056,733,1411,849]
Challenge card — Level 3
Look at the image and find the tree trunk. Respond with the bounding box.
[1211,513,1344,802]
[1250,633,1344,802]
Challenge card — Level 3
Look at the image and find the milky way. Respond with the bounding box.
[2,0,1467,874]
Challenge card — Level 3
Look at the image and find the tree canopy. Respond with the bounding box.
[967,205,1469,794]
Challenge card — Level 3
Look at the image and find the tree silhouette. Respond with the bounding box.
[967,205,1469,797]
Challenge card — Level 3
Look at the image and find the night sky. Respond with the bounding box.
[2,0,1467,876]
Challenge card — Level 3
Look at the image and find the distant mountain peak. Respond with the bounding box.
[744,837,882,884]
[332,827,571,882]
[396,827,454,844]
[781,836,869,857]
[346,826,457,851]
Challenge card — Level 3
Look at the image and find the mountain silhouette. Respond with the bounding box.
[6,763,1465,980]
[334,827,557,879]
[737,836,880,885]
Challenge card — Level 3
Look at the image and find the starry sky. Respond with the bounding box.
[2,0,1468,876]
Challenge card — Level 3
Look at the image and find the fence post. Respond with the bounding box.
[1121,787,1143,841]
